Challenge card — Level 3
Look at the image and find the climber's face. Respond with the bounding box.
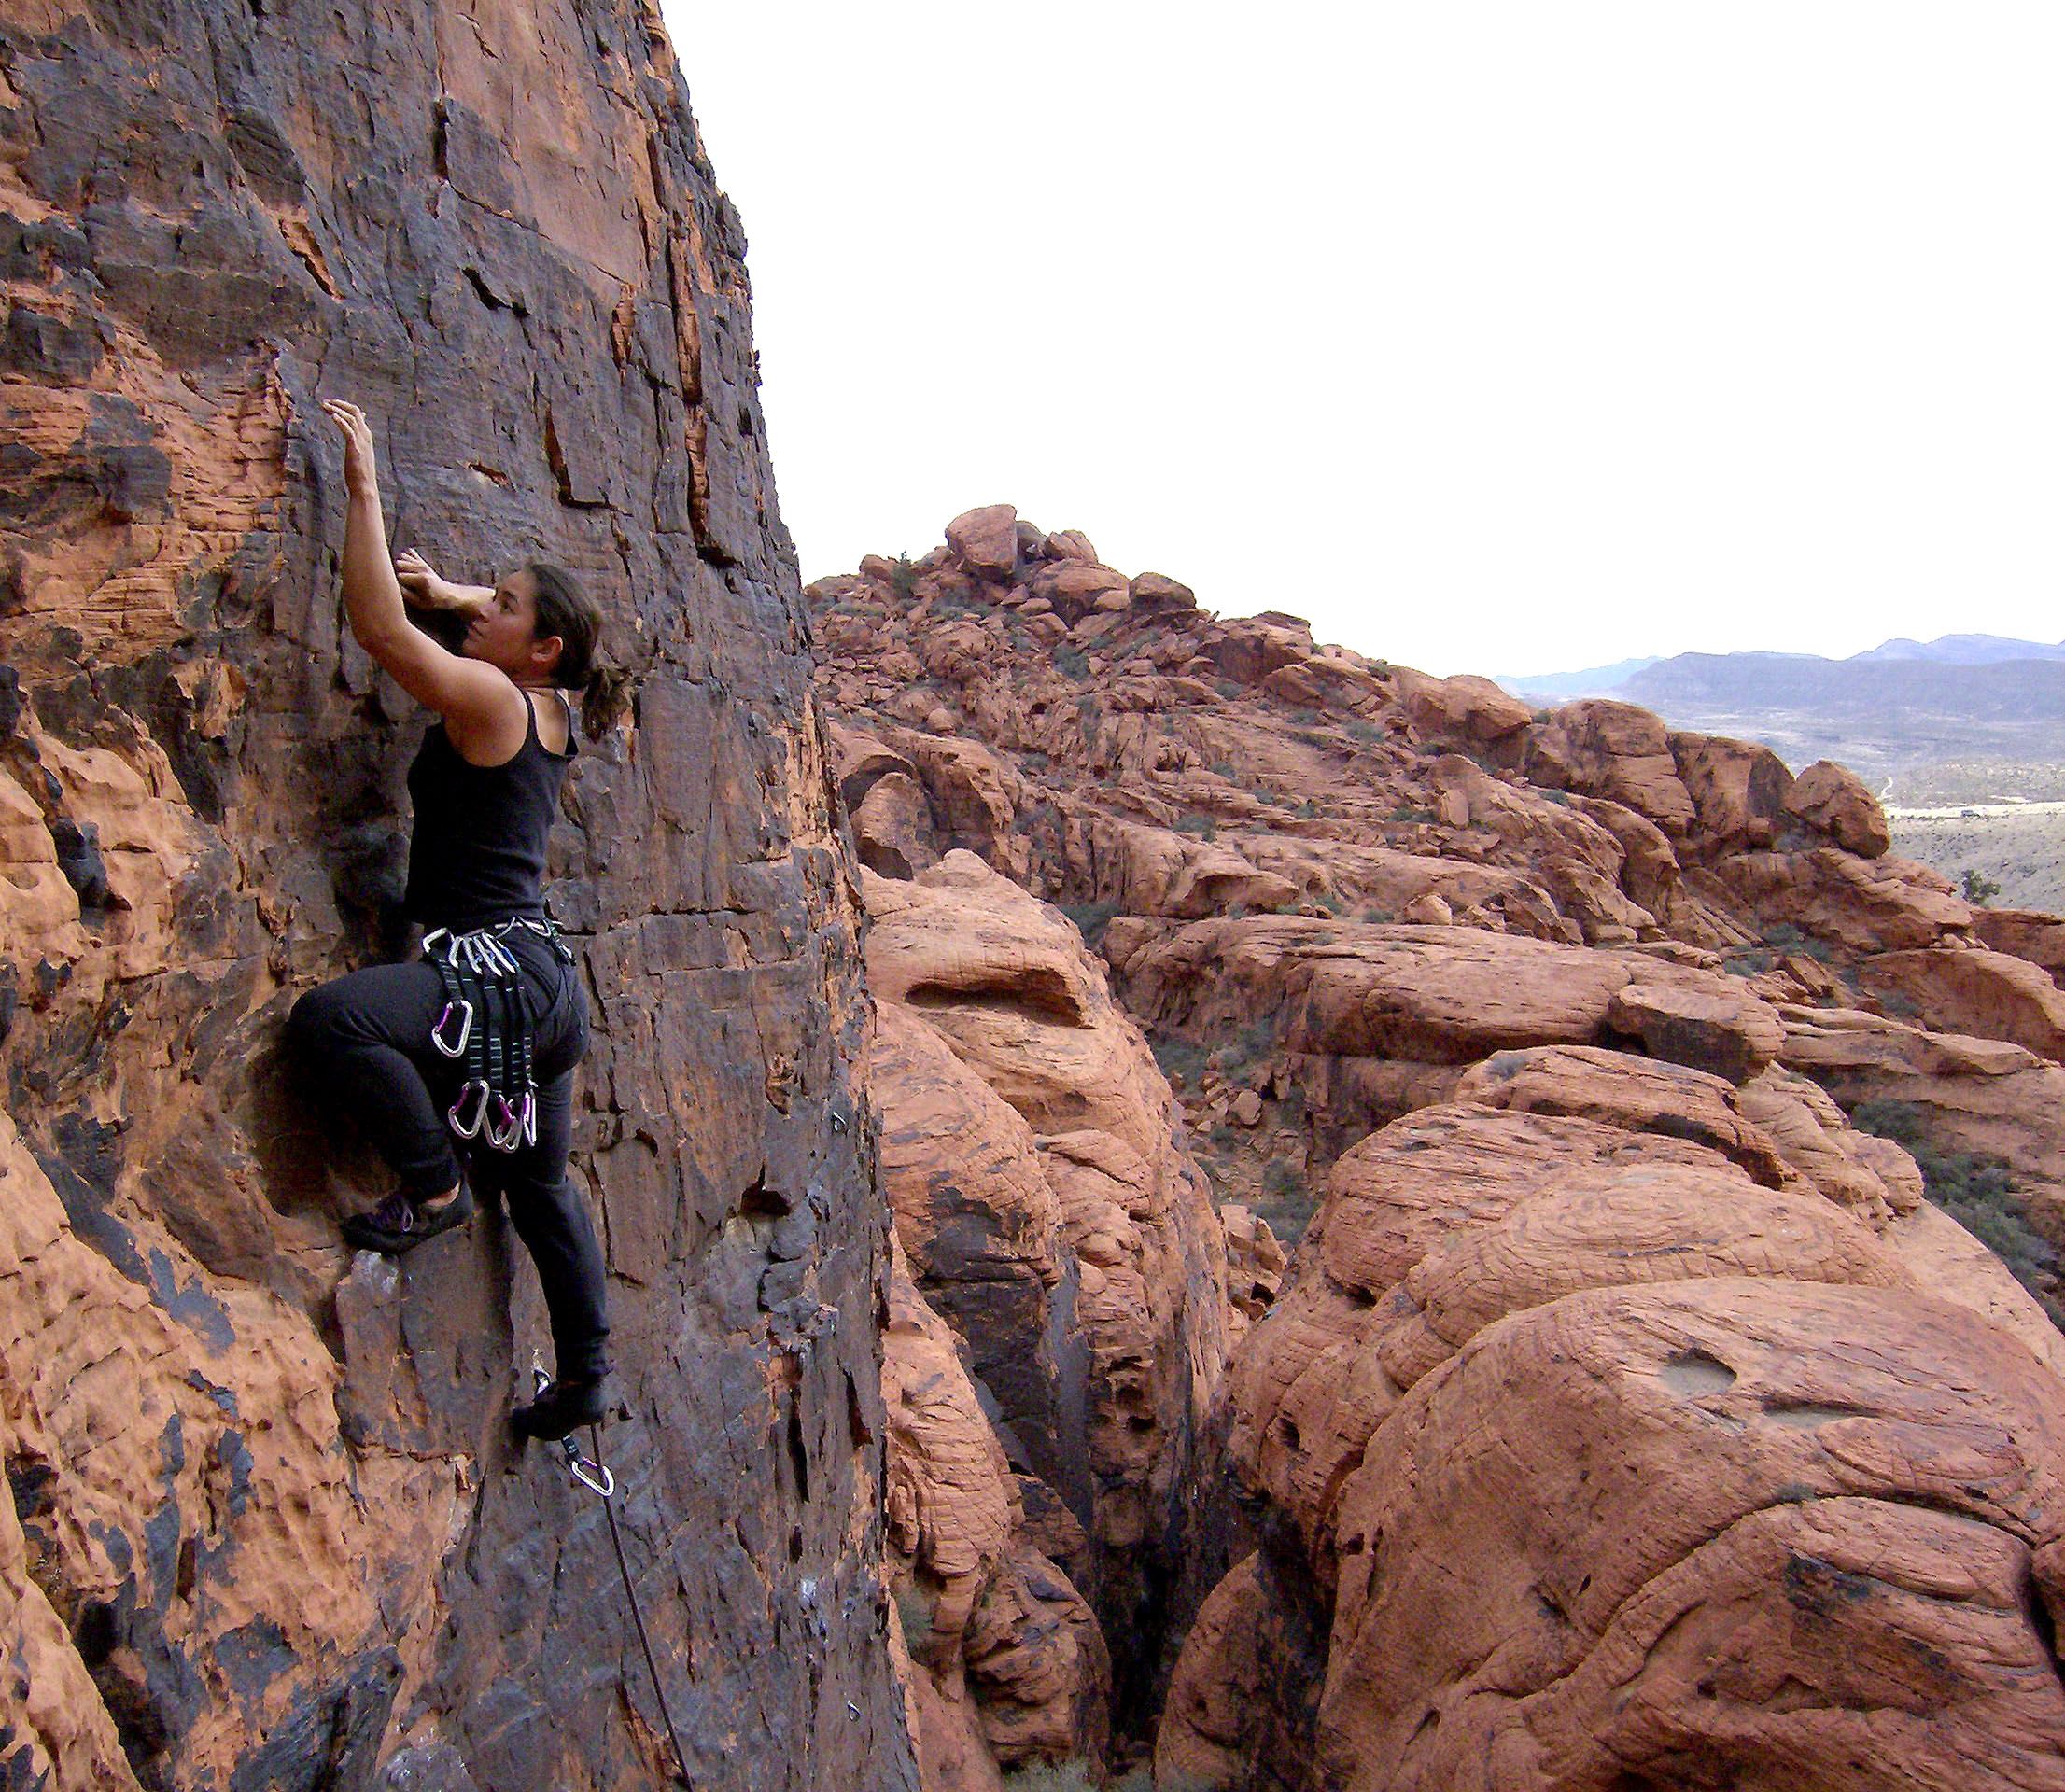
[464,569,564,683]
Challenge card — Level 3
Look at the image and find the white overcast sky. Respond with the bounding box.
[662,3,2065,679]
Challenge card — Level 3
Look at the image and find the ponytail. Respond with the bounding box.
[582,664,633,737]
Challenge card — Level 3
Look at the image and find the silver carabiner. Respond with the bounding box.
[562,1440,615,1498]
[448,1078,492,1138]
[430,1000,473,1058]
[484,1095,525,1153]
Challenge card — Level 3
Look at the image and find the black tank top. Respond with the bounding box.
[402,690,575,932]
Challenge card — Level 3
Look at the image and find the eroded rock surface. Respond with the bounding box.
[811,511,2065,1789]
[864,851,1231,1774]
[1,7,912,1787]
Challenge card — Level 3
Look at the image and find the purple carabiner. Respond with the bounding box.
[519,1091,539,1148]
[430,999,473,1058]
[448,1079,492,1139]
[484,1094,525,1153]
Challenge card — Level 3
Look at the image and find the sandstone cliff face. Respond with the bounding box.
[2,7,914,1789]
[866,852,1231,1779]
[811,509,2065,1789]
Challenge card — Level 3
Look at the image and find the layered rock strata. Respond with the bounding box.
[1162,1071,2065,1790]
[812,509,2065,1789]
[1,7,912,1788]
[867,851,1232,1780]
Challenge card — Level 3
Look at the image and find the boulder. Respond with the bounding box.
[1130,571,1198,612]
[1109,917,1637,1065]
[1454,1044,1793,1186]
[1605,978,1785,1084]
[1861,945,2065,1064]
[1392,668,1533,743]
[946,504,1021,577]
[1785,758,1891,857]
[1669,730,1794,851]
[1318,1281,2065,1790]
[1974,908,2065,988]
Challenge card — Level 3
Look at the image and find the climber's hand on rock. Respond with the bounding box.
[396,548,457,609]
[321,399,378,499]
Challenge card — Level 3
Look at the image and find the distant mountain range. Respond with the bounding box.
[1499,634,2065,701]
[1496,634,2065,805]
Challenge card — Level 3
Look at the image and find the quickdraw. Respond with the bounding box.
[422,918,570,1154]
[528,1357,693,1787]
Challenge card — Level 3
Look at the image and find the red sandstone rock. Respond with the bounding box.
[1861,945,2065,1063]
[946,504,1021,577]
[1530,700,1699,837]
[862,851,1229,1741]
[1320,1280,2065,1790]
[809,504,2065,1790]
[0,7,911,1785]
[1974,908,2065,988]
[1668,730,1794,851]
[1605,977,1785,1084]
[884,1243,1109,1787]
[1787,758,1892,857]
[1391,668,1532,744]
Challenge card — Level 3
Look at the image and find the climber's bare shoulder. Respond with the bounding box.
[367,623,530,765]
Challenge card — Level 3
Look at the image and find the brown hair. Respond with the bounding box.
[526,563,630,736]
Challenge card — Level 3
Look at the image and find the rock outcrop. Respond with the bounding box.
[865,851,1232,1776]
[2,7,913,1788]
[811,509,2065,1789]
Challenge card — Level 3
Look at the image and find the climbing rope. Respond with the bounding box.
[530,1362,694,1787]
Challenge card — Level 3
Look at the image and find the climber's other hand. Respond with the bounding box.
[395,548,442,604]
[321,399,378,498]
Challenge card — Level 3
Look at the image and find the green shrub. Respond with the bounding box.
[1215,679,1243,699]
[1296,798,1318,818]
[1962,868,2002,906]
[1151,1037,1210,1088]
[1346,720,1382,744]
[1388,805,1436,825]
[999,1761,1101,1792]
[1212,1019,1277,1076]
[1060,900,1121,945]
[1360,906,1395,925]
[1850,1100,2061,1324]
[1053,644,1090,680]
[1173,813,1218,840]
[1262,1160,1302,1198]
[1257,1158,1318,1247]
[1210,761,1236,778]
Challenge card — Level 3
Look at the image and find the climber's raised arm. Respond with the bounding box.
[320,399,527,755]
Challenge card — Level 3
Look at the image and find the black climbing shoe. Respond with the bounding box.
[342,1182,474,1255]
[512,1374,610,1441]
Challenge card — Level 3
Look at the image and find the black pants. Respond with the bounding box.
[288,931,609,1384]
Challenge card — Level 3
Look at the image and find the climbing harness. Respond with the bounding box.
[529,1358,694,1787]
[422,918,571,1154]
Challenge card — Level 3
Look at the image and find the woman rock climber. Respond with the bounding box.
[288,398,611,1441]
